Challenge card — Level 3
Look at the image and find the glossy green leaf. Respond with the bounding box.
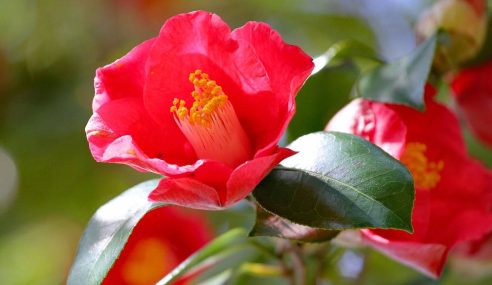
[288,39,383,142]
[190,243,261,284]
[289,39,383,143]
[357,33,437,111]
[207,200,256,233]
[288,63,358,141]
[312,40,382,74]
[254,132,414,231]
[251,206,339,243]
[67,179,164,285]
[156,228,249,285]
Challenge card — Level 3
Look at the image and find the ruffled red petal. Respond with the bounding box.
[144,11,271,156]
[326,98,407,158]
[86,97,198,175]
[149,177,222,210]
[149,147,295,209]
[451,60,492,147]
[232,22,314,156]
[225,147,296,206]
[144,12,313,157]
[362,230,448,278]
[89,37,197,170]
[389,86,467,157]
[93,39,155,111]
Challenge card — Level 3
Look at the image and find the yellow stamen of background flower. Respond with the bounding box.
[170,70,251,167]
[122,238,176,285]
[401,142,444,190]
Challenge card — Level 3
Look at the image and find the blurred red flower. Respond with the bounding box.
[466,0,487,16]
[451,60,492,147]
[327,86,492,278]
[102,206,212,285]
[86,11,313,209]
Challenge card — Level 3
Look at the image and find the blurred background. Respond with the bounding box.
[1,0,492,284]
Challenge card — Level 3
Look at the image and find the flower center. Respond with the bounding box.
[170,70,251,167]
[122,238,177,285]
[400,142,444,190]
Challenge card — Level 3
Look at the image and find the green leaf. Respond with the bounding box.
[288,63,358,141]
[156,228,249,285]
[190,244,261,284]
[357,33,437,111]
[67,179,164,285]
[312,40,382,74]
[254,132,414,232]
[207,200,256,234]
[289,40,383,142]
[251,206,339,243]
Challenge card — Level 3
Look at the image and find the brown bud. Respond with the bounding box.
[416,0,487,72]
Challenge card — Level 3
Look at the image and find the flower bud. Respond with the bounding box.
[416,0,487,72]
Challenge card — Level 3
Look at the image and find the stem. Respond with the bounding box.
[277,240,306,285]
[289,244,306,285]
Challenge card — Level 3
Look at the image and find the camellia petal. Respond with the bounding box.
[86,10,314,209]
[93,39,155,111]
[86,97,199,175]
[362,231,448,277]
[326,85,492,277]
[102,206,212,285]
[232,22,314,156]
[451,60,492,147]
[149,148,295,209]
[149,177,223,211]
[326,98,407,159]
[225,147,296,206]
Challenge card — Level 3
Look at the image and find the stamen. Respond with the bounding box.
[122,238,176,284]
[170,70,251,167]
[401,142,444,190]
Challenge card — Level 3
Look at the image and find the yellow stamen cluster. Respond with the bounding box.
[401,142,444,190]
[169,69,251,166]
[170,70,228,127]
[122,238,176,285]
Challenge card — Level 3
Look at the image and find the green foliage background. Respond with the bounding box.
[0,0,491,284]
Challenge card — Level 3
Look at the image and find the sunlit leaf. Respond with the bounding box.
[357,33,437,111]
[288,63,357,141]
[156,228,249,285]
[67,179,164,285]
[254,132,414,231]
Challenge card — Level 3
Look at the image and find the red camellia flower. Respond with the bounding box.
[86,11,314,209]
[103,206,212,285]
[451,60,492,147]
[327,85,492,277]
